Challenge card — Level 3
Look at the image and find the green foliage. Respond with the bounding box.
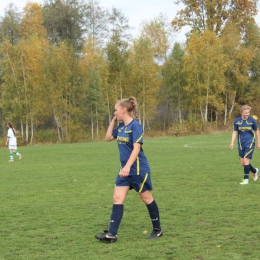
[167,118,219,136]
[0,4,21,44]
[184,30,226,121]
[33,129,59,143]
[84,0,108,50]
[1,133,260,259]
[168,122,188,136]
[42,0,86,52]
[106,31,129,90]
[162,43,187,128]
[129,36,162,129]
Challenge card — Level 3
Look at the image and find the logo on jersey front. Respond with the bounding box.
[117,126,131,144]
[238,126,252,132]
[117,136,129,144]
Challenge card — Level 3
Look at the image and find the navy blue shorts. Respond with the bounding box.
[238,146,254,159]
[115,171,153,193]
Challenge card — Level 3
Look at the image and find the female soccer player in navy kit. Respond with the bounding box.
[95,96,162,242]
[230,105,260,185]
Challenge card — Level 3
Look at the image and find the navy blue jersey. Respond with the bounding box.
[233,116,258,148]
[112,119,150,175]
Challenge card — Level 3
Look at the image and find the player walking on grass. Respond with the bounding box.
[95,96,162,242]
[5,122,22,162]
[230,105,260,185]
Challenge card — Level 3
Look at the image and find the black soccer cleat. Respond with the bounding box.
[95,230,118,243]
[147,229,163,239]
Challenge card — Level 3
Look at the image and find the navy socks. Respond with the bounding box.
[249,164,256,174]
[109,204,124,235]
[108,201,161,235]
[146,200,161,230]
[244,164,250,179]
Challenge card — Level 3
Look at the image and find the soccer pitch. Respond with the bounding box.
[1,132,260,260]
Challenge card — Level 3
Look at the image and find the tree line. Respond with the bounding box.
[0,0,259,144]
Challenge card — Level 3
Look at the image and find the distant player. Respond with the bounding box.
[5,122,22,162]
[230,105,260,184]
[95,96,162,242]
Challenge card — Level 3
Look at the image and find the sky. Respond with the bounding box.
[0,0,260,43]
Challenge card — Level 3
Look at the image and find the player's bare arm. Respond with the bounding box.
[256,129,260,149]
[120,143,141,178]
[230,131,237,149]
[105,116,117,141]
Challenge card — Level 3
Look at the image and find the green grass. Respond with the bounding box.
[1,132,260,260]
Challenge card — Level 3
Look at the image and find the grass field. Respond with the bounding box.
[1,132,260,260]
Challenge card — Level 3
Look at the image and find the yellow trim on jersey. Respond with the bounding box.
[136,157,140,175]
[138,173,148,193]
[136,135,143,143]
[124,128,132,134]
[238,136,242,150]
[246,119,253,125]
[249,132,256,148]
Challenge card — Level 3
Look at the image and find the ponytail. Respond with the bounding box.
[117,96,139,119]
[8,122,16,136]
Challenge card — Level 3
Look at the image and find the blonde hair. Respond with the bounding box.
[116,96,138,119]
[240,105,251,113]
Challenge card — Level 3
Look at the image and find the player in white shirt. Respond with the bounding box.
[5,122,22,162]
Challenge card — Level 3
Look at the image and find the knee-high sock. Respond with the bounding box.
[244,164,250,179]
[109,204,124,235]
[146,200,161,230]
[249,164,256,174]
[14,151,20,156]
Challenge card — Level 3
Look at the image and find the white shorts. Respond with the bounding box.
[9,145,17,150]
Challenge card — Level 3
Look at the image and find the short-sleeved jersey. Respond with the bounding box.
[112,119,150,175]
[233,116,258,148]
[7,128,17,146]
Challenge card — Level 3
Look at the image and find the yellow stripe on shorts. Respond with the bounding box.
[139,173,148,193]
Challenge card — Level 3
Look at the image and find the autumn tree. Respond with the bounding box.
[0,3,50,144]
[172,0,229,34]
[172,0,257,35]
[105,7,130,106]
[229,0,258,34]
[81,36,107,140]
[244,23,260,112]
[184,30,226,123]
[106,31,129,102]
[43,43,83,142]
[0,40,24,128]
[84,0,108,51]
[141,14,172,62]
[173,0,257,126]
[42,0,86,52]
[129,36,162,130]
[220,22,255,125]
[19,3,50,143]
[162,42,186,127]
[0,4,21,44]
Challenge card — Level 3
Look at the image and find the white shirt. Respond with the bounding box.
[7,128,17,146]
